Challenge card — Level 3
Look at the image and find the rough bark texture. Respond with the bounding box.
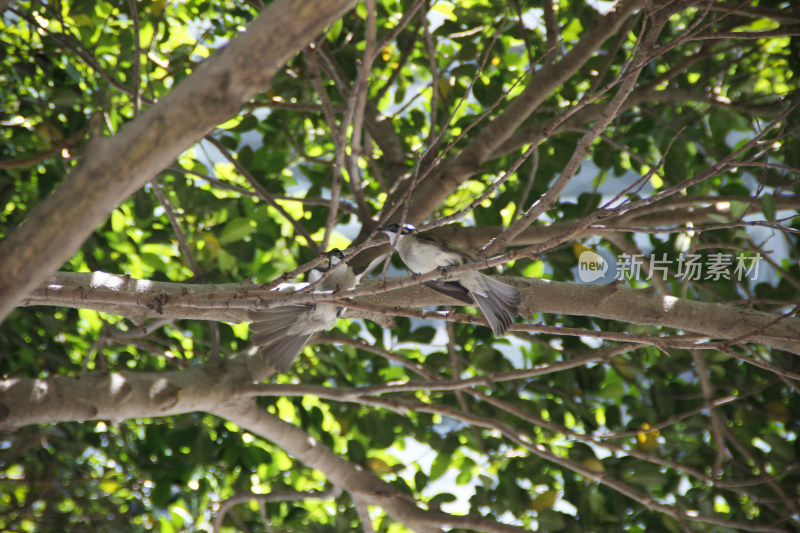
[21,271,800,355]
[0,360,250,430]
[0,0,358,323]
[376,0,644,231]
[0,361,532,533]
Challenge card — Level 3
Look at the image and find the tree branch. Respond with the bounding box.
[0,0,358,323]
[215,401,529,533]
[20,270,800,355]
[384,0,644,224]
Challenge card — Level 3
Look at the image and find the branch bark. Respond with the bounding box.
[20,270,800,355]
[0,359,530,533]
[0,0,358,323]
[379,0,644,227]
[0,359,247,429]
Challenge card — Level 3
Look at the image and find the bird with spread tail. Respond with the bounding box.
[378,223,520,335]
[249,249,355,372]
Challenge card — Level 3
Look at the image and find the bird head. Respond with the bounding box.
[378,223,416,245]
[325,248,346,267]
[378,223,417,236]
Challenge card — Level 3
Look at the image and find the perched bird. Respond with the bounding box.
[378,223,521,335]
[249,249,356,372]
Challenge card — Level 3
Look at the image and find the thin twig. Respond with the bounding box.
[127,0,142,115]
[305,47,345,251]
[691,350,731,475]
[204,135,320,254]
[345,0,376,222]
[150,180,203,279]
[480,10,662,256]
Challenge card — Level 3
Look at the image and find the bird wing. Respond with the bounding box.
[256,333,314,372]
[469,273,521,335]
[422,280,475,305]
[249,306,314,371]
[248,306,309,343]
[415,232,479,262]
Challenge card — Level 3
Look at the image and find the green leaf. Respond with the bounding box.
[111,209,126,233]
[408,326,436,344]
[326,18,343,42]
[729,200,750,220]
[347,439,366,464]
[414,470,429,492]
[151,480,172,507]
[429,451,451,482]
[537,510,566,531]
[456,458,475,485]
[597,382,625,402]
[760,194,776,220]
[65,61,83,84]
[428,492,457,507]
[218,218,255,244]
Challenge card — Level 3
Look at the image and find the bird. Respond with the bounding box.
[378,223,521,335]
[248,249,356,372]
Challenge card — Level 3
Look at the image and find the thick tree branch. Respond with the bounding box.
[217,401,531,533]
[20,270,800,355]
[0,361,529,533]
[0,0,358,323]
[0,359,252,430]
[383,0,644,224]
[482,8,666,255]
[492,86,785,160]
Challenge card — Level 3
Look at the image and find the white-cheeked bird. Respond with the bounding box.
[378,223,521,335]
[249,249,355,372]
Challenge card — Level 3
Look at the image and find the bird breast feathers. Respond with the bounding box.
[398,235,466,274]
[288,303,341,335]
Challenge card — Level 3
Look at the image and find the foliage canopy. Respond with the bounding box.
[1,0,800,532]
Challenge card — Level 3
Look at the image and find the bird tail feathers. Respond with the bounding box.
[473,274,521,335]
[249,306,312,372]
[255,333,313,372]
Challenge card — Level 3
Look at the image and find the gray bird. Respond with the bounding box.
[378,223,521,335]
[249,249,356,372]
